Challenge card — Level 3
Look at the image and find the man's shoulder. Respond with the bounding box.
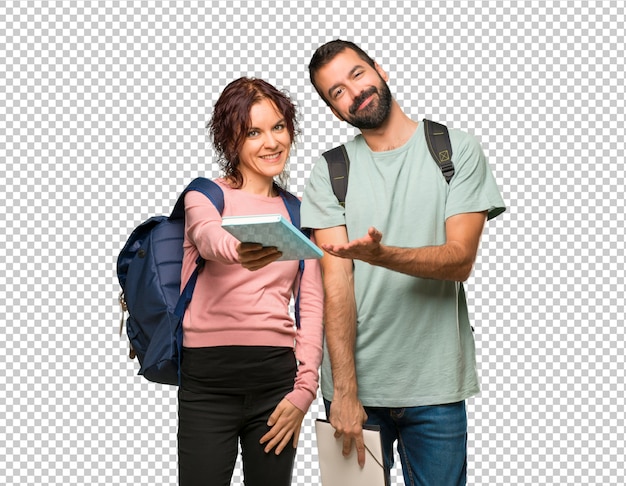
[447,127,482,152]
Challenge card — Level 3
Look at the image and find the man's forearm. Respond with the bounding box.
[323,273,359,398]
[323,212,488,282]
[314,225,363,399]
[368,241,475,282]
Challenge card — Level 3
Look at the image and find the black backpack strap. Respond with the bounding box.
[323,121,454,207]
[322,145,350,207]
[423,119,455,184]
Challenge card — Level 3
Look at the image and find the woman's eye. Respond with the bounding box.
[274,124,285,131]
[247,130,259,137]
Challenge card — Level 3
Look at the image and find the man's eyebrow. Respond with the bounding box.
[327,65,365,98]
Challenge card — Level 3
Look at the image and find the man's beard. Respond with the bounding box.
[345,79,393,130]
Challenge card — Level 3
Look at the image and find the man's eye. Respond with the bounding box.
[333,88,344,99]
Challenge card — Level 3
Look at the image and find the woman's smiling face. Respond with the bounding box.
[237,98,292,187]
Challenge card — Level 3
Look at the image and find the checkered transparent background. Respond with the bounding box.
[1,1,624,484]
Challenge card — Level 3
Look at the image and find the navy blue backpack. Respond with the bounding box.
[117,178,304,386]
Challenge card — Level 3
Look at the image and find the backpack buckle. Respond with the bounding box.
[118,291,127,336]
[439,161,455,183]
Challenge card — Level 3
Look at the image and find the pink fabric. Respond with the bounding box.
[181,179,324,412]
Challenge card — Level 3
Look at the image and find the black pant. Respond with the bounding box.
[178,346,297,486]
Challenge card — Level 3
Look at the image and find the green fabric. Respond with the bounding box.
[301,124,506,407]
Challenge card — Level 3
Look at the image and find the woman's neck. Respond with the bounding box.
[229,175,277,197]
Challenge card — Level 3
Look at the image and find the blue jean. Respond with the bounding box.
[324,400,467,486]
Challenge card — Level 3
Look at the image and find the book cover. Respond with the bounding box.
[315,419,386,486]
[221,214,323,261]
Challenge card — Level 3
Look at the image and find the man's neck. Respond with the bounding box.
[359,101,418,152]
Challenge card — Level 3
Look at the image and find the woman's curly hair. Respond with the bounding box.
[207,77,300,189]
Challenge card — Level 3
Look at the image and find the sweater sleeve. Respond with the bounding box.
[284,245,324,412]
[184,190,240,263]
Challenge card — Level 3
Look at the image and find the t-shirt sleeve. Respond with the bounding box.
[301,155,347,230]
[444,130,506,221]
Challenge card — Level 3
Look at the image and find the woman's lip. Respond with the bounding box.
[260,152,281,161]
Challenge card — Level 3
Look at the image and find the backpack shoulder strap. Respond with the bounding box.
[170,177,225,318]
[322,122,453,202]
[277,186,302,230]
[276,186,307,330]
[423,119,455,184]
[171,177,225,219]
[322,145,350,207]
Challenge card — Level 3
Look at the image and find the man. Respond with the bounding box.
[301,40,506,485]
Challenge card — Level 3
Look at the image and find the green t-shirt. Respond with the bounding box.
[301,123,506,407]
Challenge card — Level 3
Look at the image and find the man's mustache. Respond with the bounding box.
[349,87,378,115]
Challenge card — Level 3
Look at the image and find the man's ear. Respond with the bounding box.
[330,106,345,122]
[374,62,389,82]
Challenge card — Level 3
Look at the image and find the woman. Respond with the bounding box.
[177,77,324,486]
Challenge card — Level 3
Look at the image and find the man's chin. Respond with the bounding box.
[348,114,386,130]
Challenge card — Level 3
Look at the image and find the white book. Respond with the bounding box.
[221,214,323,261]
[315,419,386,486]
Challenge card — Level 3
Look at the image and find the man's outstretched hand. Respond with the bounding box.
[321,227,382,263]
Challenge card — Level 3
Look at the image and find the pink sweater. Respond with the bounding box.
[181,179,324,412]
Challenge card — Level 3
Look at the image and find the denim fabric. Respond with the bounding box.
[325,400,467,486]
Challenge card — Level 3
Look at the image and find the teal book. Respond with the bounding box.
[221,214,323,261]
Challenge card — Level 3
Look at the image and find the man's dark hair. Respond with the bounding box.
[308,40,377,104]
